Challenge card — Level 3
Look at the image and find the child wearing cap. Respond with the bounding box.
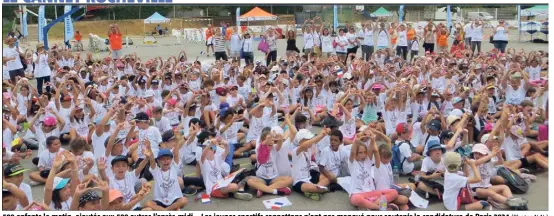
[142,136,188,210]
[29,136,65,184]
[3,164,32,209]
[442,151,489,210]
[28,107,65,155]
[395,123,423,175]
[199,138,253,201]
[469,144,528,209]
[246,127,293,197]
[421,110,444,156]
[502,124,548,170]
[44,151,78,210]
[69,98,95,139]
[291,128,331,201]
[108,185,152,210]
[416,139,446,199]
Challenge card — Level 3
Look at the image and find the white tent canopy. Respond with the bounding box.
[144,12,170,24]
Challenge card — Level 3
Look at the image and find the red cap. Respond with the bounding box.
[396,122,409,134]
[167,98,177,106]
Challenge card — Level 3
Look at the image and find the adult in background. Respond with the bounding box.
[212,27,228,61]
[423,20,436,53]
[33,43,52,95]
[229,26,242,64]
[471,19,484,54]
[463,21,473,49]
[492,19,509,53]
[205,24,215,57]
[241,31,255,65]
[2,37,24,84]
[264,27,281,66]
[108,24,123,60]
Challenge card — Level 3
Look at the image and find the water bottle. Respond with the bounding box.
[379,194,388,210]
[392,165,400,185]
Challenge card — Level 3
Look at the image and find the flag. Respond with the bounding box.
[336,68,344,78]
[201,194,211,204]
[38,5,45,42]
[236,7,241,34]
[22,6,28,37]
[446,5,452,29]
[399,5,405,23]
[64,5,74,42]
[333,5,338,32]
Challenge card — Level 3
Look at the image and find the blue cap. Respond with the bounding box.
[54,177,70,190]
[219,102,230,110]
[157,149,173,159]
[426,139,445,156]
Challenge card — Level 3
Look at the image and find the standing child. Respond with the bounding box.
[410,36,420,61]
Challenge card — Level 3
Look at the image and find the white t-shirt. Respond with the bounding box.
[464,23,473,39]
[150,162,183,205]
[2,47,23,71]
[471,25,483,42]
[219,121,244,145]
[377,30,389,47]
[319,146,347,178]
[256,145,280,180]
[505,83,526,105]
[291,147,314,184]
[374,162,394,191]
[422,134,441,156]
[359,29,374,46]
[503,136,526,161]
[443,171,468,210]
[38,148,65,170]
[469,159,495,189]
[493,26,508,41]
[153,117,172,134]
[348,158,375,195]
[321,35,334,53]
[346,32,358,49]
[16,183,33,210]
[525,66,541,81]
[396,140,415,174]
[420,156,445,173]
[397,31,408,46]
[303,33,315,49]
[137,126,163,159]
[201,152,225,195]
[49,197,72,211]
[33,53,52,78]
[276,140,292,177]
[91,131,111,160]
[334,36,348,53]
[36,127,61,155]
[109,171,140,209]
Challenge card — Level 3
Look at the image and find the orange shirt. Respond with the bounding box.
[407,29,416,40]
[74,33,82,41]
[438,34,448,47]
[109,33,122,50]
[205,28,214,40]
[225,28,233,41]
[389,29,397,45]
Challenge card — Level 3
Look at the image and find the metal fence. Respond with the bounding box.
[460,7,518,20]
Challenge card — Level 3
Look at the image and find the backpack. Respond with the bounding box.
[391,141,413,173]
[497,167,529,194]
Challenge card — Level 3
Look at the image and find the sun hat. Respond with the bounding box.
[472,144,490,155]
[443,151,462,172]
[446,115,461,126]
[450,109,463,118]
[426,139,445,156]
[480,133,499,144]
[293,129,315,146]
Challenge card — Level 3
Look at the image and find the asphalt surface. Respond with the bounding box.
[9,35,550,211]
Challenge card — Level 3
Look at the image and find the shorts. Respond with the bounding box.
[187,159,197,166]
[292,170,321,193]
[154,198,181,208]
[519,157,531,168]
[112,49,123,60]
[263,178,274,185]
[40,169,51,179]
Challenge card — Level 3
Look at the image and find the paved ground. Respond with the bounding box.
[10,35,549,211]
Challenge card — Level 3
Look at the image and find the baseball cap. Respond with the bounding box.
[444,151,462,172]
[151,79,160,85]
[43,116,57,126]
[321,116,343,128]
[511,72,522,79]
[3,164,28,177]
[167,98,177,106]
[144,90,155,98]
[215,87,227,96]
[162,130,176,143]
[219,102,230,110]
[109,189,124,203]
[480,133,499,144]
[133,112,150,122]
[11,138,23,148]
[427,119,442,131]
[452,97,463,104]
[426,140,445,156]
[79,190,101,206]
[396,122,409,134]
[53,177,70,190]
[110,155,129,166]
[293,129,315,146]
[270,126,284,136]
[157,149,173,160]
[372,83,385,90]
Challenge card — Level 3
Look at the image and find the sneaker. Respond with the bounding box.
[506,197,528,209]
[237,179,247,191]
[277,187,292,195]
[303,192,321,201]
[519,168,530,174]
[29,180,41,186]
[487,197,509,209]
[234,192,253,201]
[387,203,400,211]
[182,187,198,196]
[256,190,263,198]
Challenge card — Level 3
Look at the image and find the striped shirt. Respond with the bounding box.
[213,36,226,52]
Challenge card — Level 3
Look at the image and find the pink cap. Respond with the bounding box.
[372,83,385,90]
[43,116,57,126]
[483,123,494,132]
[116,62,124,68]
[167,98,177,106]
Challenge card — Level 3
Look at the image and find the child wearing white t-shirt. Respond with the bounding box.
[442,152,489,210]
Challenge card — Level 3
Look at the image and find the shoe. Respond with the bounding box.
[518,168,530,174]
[29,180,41,186]
[231,164,240,173]
[277,187,292,195]
[487,197,509,209]
[303,192,322,201]
[506,197,528,209]
[237,179,247,191]
[256,190,263,198]
[520,173,537,182]
[182,187,198,196]
[387,203,400,211]
[234,192,253,201]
